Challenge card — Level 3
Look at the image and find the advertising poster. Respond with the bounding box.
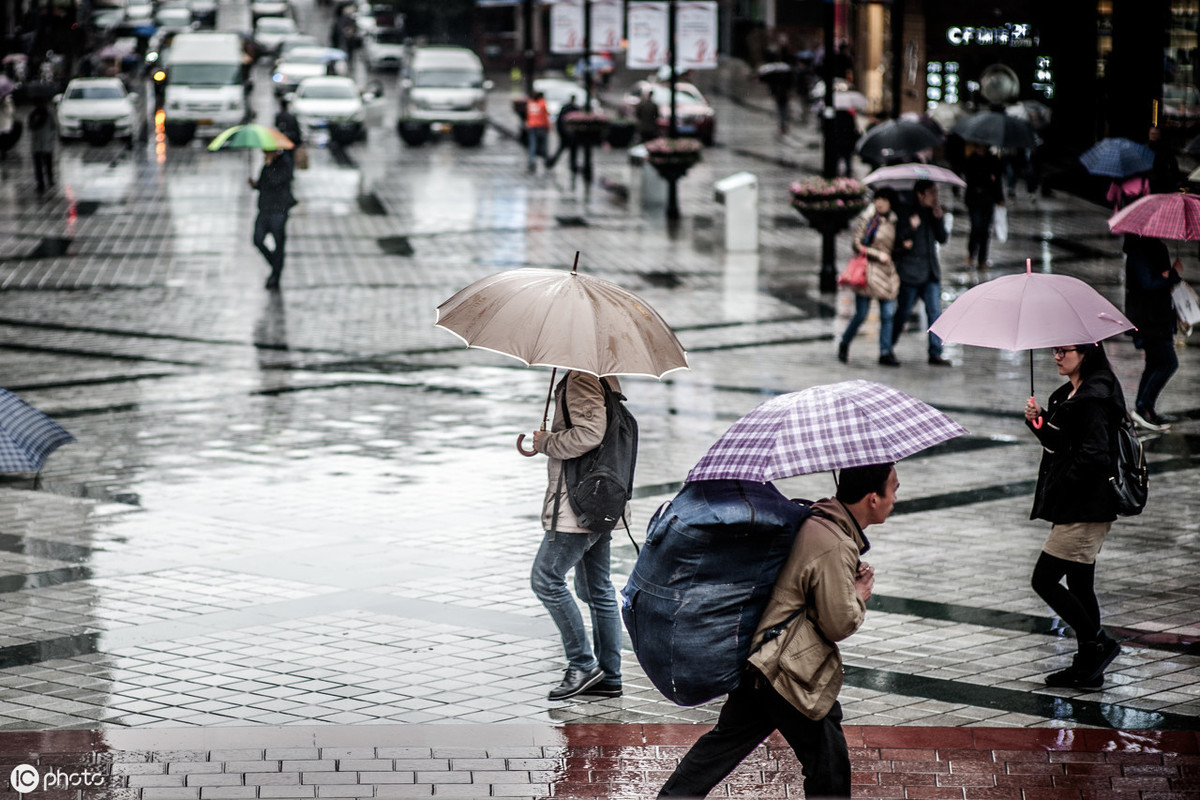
[675,1,717,70]
[626,1,668,69]
[590,0,625,52]
[550,0,584,54]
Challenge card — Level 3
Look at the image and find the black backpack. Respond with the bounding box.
[1110,415,1148,516]
[556,375,639,535]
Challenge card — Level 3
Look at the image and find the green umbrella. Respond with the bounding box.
[208,124,294,152]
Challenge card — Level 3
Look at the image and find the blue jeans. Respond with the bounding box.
[527,127,548,169]
[1134,335,1178,414]
[840,294,896,356]
[531,529,622,679]
[892,281,944,358]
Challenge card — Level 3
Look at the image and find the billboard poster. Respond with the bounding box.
[626,1,668,69]
[550,0,584,54]
[590,0,624,52]
[675,1,717,70]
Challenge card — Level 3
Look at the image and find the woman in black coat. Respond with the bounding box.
[1123,233,1182,431]
[1023,342,1125,690]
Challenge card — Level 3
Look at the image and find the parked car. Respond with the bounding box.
[532,77,599,121]
[619,80,715,144]
[397,45,491,146]
[288,75,383,144]
[55,77,138,144]
[362,28,405,71]
[272,46,348,96]
[278,34,321,59]
[154,4,195,34]
[254,16,299,57]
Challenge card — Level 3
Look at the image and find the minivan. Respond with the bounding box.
[163,32,248,145]
[397,46,491,146]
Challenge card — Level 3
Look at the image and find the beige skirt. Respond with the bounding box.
[1043,521,1113,564]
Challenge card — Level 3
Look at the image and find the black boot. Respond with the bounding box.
[837,341,849,363]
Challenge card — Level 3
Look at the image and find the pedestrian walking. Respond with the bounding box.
[760,65,794,135]
[1123,233,1183,431]
[530,371,624,701]
[249,149,296,290]
[658,463,897,799]
[1023,343,1125,690]
[0,94,16,162]
[635,88,659,143]
[525,91,550,173]
[891,179,952,366]
[28,103,55,192]
[963,143,1005,268]
[837,187,901,366]
[274,98,303,169]
[547,94,579,175]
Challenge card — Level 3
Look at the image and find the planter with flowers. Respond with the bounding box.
[562,110,611,146]
[644,137,703,182]
[789,176,868,232]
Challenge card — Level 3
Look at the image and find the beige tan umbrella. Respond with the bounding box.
[436,254,689,455]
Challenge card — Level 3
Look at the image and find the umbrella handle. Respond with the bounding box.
[1029,395,1044,429]
[516,433,538,457]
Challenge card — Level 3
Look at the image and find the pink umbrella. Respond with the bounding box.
[863,163,965,190]
[1108,192,1200,240]
[929,259,1134,425]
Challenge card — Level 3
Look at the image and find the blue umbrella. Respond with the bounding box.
[0,389,75,473]
[1080,137,1155,178]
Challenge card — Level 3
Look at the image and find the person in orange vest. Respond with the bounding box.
[526,91,550,173]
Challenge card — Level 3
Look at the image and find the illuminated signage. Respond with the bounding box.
[926,61,959,107]
[946,23,1037,47]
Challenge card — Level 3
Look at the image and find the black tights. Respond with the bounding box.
[1031,552,1101,645]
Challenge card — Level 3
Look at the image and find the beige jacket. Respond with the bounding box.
[538,372,624,533]
[747,498,868,720]
[851,207,900,301]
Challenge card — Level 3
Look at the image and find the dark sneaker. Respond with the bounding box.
[1131,408,1170,432]
[928,356,952,367]
[1044,666,1103,691]
[878,353,900,367]
[547,666,605,701]
[581,680,623,698]
[837,342,849,364]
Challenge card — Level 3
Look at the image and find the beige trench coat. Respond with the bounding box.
[747,498,868,720]
[851,207,900,301]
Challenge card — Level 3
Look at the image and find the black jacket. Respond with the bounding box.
[895,203,947,285]
[1026,369,1126,524]
[256,156,295,214]
[1123,234,1181,341]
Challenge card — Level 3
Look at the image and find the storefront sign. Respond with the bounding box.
[946,23,1037,47]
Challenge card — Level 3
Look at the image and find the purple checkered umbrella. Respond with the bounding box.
[686,380,967,483]
[0,389,75,474]
[1108,192,1200,241]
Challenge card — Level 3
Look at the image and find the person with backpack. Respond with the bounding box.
[658,463,897,799]
[530,371,626,700]
[1023,342,1126,690]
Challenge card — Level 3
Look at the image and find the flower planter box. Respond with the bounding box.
[563,113,611,146]
[790,177,867,231]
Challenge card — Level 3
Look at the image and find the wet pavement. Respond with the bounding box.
[0,0,1198,795]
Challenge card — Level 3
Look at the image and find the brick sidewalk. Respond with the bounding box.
[2,725,1197,799]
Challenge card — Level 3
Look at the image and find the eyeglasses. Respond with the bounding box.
[1052,347,1078,358]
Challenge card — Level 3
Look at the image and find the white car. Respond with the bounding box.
[288,75,382,144]
[250,0,290,23]
[254,16,298,57]
[362,28,405,71]
[154,5,195,33]
[55,77,138,143]
[272,47,347,96]
[532,77,600,121]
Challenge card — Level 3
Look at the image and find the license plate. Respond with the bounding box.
[197,118,213,125]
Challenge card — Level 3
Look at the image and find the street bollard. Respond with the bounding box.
[713,172,758,252]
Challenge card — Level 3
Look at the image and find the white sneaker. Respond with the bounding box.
[1131,408,1170,432]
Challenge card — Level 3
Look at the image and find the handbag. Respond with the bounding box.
[293,144,309,170]
[837,253,869,290]
[992,204,1008,243]
[1171,281,1200,327]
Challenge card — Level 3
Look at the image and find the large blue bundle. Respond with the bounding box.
[621,479,812,706]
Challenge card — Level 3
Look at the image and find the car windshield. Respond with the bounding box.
[169,63,242,85]
[375,29,404,44]
[67,86,125,100]
[299,83,355,99]
[285,49,329,64]
[258,18,295,33]
[414,69,480,88]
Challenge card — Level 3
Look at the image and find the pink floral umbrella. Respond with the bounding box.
[928,259,1134,425]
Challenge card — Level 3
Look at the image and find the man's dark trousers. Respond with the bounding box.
[658,669,850,798]
[254,210,288,286]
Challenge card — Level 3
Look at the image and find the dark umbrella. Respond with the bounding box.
[951,110,1036,150]
[1079,137,1155,178]
[855,119,942,164]
[0,389,75,474]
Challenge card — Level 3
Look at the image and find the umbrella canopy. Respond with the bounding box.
[863,162,966,190]
[685,380,966,483]
[0,76,14,98]
[756,61,792,77]
[1079,137,1155,178]
[435,265,688,380]
[951,110,1036,150]
[0,389,75,473]
[927,102,967,131]
[207,124,294,152]
[1006,100,1052,131]
[1108,192,1200,241]
[855,119,942,164]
